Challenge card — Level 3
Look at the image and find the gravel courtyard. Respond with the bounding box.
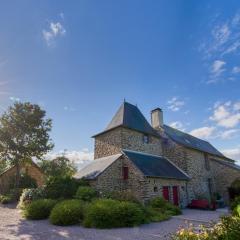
[0,204,227,240]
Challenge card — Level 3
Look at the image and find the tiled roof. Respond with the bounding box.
[93,102,159,137]
[74,153,122,180]
[123,149,190,180]
[163,125,225,158]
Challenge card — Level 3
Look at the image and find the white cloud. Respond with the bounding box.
[210,101,240,128]
[169,121,185,131]
[9,96,20,102]
[222,146,240,162]
[207,60,226,83]
[220,129,240,139]
[189,127,215,139]
[63,106,76,112]
[167,97,185,112]
[46,149,94,170]
[42,21,66,46]
[232,66,240,74]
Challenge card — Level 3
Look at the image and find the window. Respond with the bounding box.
[154,186,158,192]
[123,166,129,180]
[143,134,149,144]
[204,153,210,170]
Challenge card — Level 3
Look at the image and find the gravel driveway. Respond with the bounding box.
[0,204,227,240]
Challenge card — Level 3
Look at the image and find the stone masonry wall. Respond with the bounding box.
[143,177,188,208]
[210,159,240,203]
[94,128,122,159]
[162,137,212,201]
[90,155,188,207]
[121,128,162,156]
[94,127,162,159]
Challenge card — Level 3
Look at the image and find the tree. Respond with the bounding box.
[0,102,54,188]
[39,156,77,178]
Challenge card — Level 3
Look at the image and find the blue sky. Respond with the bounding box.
[0,1,240,166]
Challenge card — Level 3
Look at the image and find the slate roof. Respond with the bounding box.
[210,158,240,170]
[74,153,122,180]
[163,125,225,157]
[123,149,190,180]
[93,102,159,137]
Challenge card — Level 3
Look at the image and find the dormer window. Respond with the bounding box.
[143,134,149,144]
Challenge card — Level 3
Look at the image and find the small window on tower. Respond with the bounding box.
[143,134,149,144]
[123,166,129,180]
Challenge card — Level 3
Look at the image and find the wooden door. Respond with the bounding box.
[162,186,169,201]
[172,186,179,206]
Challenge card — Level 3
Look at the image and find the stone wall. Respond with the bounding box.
[90,155,188,207]
[162,137,212,201]
[210,159,240,203]
[94,127,162,159]
[94,128,122,159]
[143,177,188,207]
[0,162,44,194]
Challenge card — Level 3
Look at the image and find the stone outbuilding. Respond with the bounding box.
[75,101,240,206]
[0,161,45,194]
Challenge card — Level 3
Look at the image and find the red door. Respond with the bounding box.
[173,186,179,206]
[162,186,169,201]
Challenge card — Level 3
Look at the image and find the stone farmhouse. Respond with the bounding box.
[75,101,240,207]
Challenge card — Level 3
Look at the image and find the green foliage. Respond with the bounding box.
[0,194,14,204]
[75,186,97,202]
[172,215,240,240]
[148,197,182,216]
[0,159,8,174]
[105,190,140,203]
[83,199,145,228]
[50,199,85,226]
[230,196,240,211]
[143,206,170,223]
[0,102,53,188]
[24,199,57,220]
[45,176,80,199]
[18,188,46,209]
[233,204,240,217]
[39,156,77,178]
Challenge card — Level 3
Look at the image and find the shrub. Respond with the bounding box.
[233,204,240,217]
[45,177,80,199]
[105,190,140,203]
[75,186,97,202]
[172,215,240,240]
[17,188,46,209]
[0,194,14,204]
[84,199,145,228]
[50,199,85,226]
[149,197,182,216]
[24,199,57,220]
[230,196,240,211]
[144,207,170,223]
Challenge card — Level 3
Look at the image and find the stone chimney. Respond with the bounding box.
[151,108,163,129]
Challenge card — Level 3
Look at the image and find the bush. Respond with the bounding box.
[75,186,97,202]
[45,177,80,199]
[17,188,46,209]
[24,199,57,220]
[172,215,240,240]
[84,199,145,228]
[144,207,170,223]
[0,194,14,204]
[149,197,182,216]
[105,190,140,203]
[50,199,85,226]
[230,196,240,211]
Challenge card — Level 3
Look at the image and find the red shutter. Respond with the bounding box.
[123,166,129,180]
[162,186,169,201]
